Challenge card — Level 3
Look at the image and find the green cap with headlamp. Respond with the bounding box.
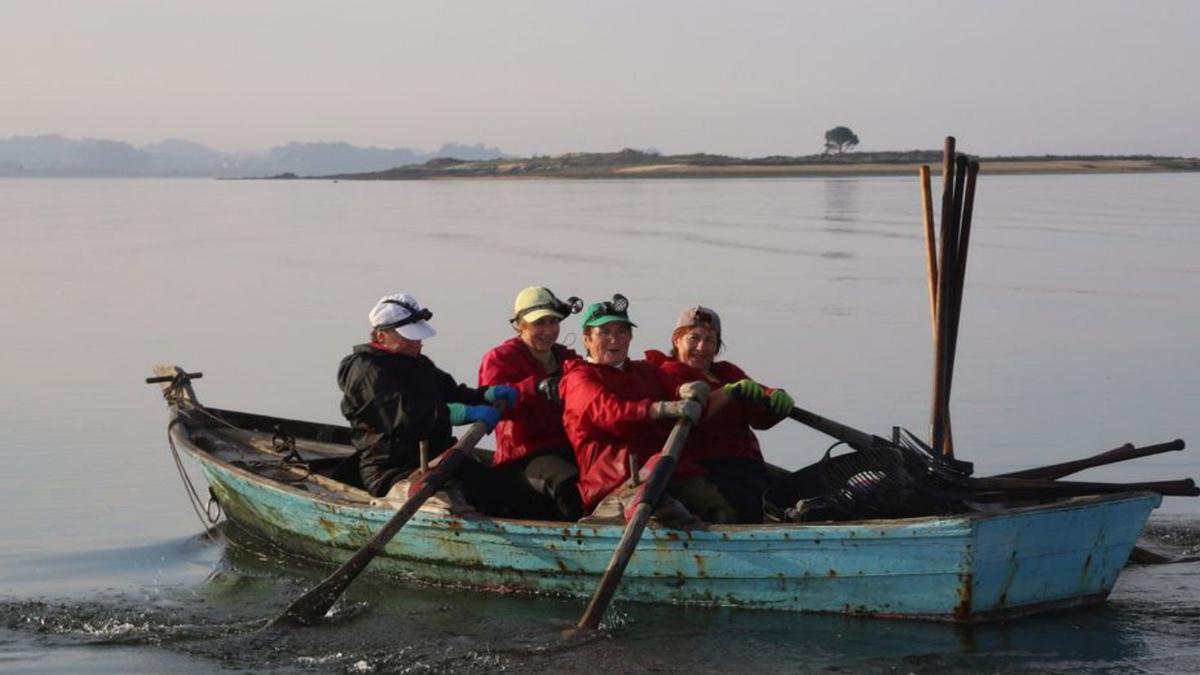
[581,293,637,329]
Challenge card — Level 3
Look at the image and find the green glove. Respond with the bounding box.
[724,378,764,401]
[447,402,468,426]
[447,402,500,431]
[767,389,794,416]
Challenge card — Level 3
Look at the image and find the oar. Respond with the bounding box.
[967,476,1199,498]
[993,439,1185,480]
[574,409,698,632]
[273,418,493,627]
[787,405,887,452]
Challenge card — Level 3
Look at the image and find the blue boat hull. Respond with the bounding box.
[184,427,1159,622]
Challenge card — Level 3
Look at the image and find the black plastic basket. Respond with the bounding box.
[763,429,974,522]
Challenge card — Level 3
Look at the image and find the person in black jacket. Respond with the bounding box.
[337,293,518,510]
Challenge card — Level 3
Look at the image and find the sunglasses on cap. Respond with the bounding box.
[690,309,717,325]
[375,299,433,330]
[512,291,584,323]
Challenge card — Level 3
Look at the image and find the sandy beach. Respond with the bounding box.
[608,158,1195,177]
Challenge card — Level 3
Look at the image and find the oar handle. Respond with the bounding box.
[786,406,884,451]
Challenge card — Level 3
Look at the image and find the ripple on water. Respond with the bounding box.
[4,518,1200,673]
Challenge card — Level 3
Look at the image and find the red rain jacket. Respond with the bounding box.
[560,358,702,513]
[477,336,580,467]
[644,349,784,463]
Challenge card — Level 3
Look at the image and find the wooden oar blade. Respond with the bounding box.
[276,571,355,626]
[270,422,487,628]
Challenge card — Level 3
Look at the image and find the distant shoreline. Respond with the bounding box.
[300,151,1200,181]
[585,158,1196,178]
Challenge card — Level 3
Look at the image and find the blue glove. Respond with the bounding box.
[446,403,501,432]
[484,385,518,408]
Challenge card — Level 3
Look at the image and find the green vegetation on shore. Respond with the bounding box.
[300,148,1200,181]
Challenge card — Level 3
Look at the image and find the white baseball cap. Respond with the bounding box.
[369,293,437,340]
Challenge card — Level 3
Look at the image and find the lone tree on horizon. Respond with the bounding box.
[824,126,860,154]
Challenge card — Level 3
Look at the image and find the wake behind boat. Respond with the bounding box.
[151,365,1164,622]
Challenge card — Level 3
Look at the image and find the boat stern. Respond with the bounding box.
[959,492,1161,621]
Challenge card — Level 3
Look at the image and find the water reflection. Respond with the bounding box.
[823,178,860,229]
[3,174,1199,672]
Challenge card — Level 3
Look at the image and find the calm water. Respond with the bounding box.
[1,175,1198,672]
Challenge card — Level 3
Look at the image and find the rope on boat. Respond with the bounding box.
[179,403,317,484]
[156,373,309,537]
[168,416,223,537]
[269,428,316,484]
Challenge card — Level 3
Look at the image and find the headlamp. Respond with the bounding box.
[375,299,433,330]
[512,290,583,323]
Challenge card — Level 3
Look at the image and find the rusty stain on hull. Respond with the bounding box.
[316,517,339,538]
[954,572,974,621]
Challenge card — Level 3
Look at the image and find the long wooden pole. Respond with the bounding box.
[994,439,1184,480]
[941,159,979,417]
[968,476,1198,498]
[930,138,960,455]
[938,155,972,455]
[919,165,938,339]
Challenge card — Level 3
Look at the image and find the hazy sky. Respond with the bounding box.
[4,0,1198,157]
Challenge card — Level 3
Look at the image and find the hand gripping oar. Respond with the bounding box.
[574,396,702,632]
[273,416,493,627]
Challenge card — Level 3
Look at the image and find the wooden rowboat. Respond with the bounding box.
[152,365,1161,622]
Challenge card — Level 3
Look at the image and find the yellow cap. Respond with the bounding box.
[512,286,566,324]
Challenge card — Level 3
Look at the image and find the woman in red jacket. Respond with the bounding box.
[559,295,736,523]
[645,305,794,522]
[478,286,584,519]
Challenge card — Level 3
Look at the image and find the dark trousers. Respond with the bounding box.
[495,446,583,521]
[703,457,772,523]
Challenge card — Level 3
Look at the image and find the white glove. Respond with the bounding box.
[677,380,711,406]
[650,399,702,425]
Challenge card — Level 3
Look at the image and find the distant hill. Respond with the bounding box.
[0,135,507,177]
